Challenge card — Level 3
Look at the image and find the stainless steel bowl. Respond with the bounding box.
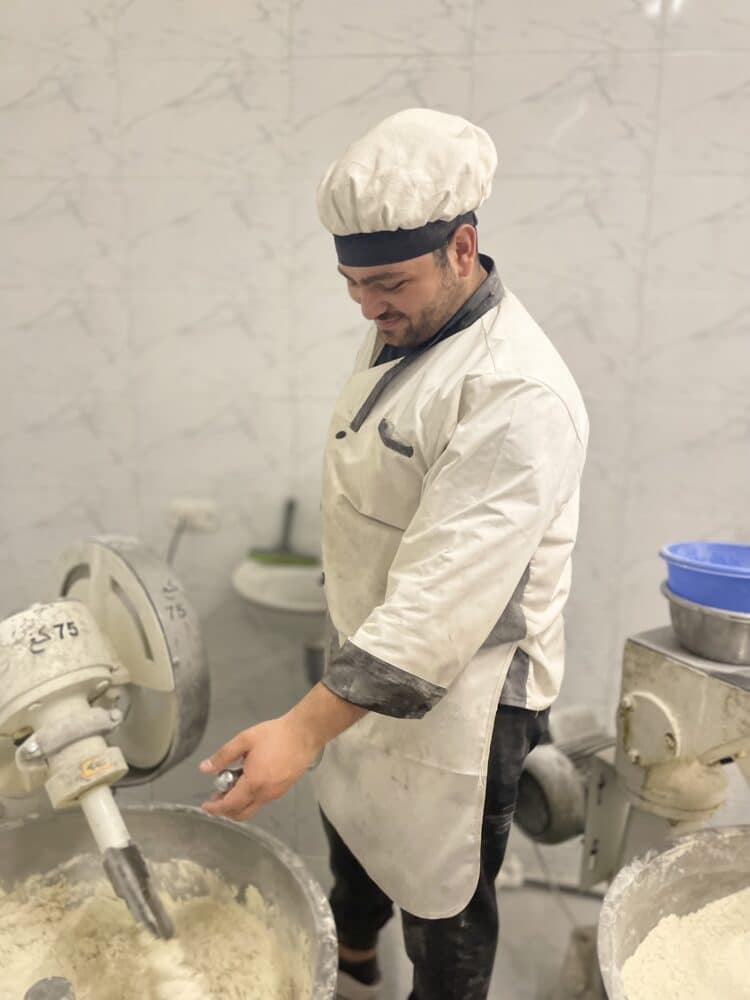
[661,582,750,664]
[598,825,750,999]
[0,804,338,999]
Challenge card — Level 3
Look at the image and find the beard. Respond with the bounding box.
[385,265,463,349]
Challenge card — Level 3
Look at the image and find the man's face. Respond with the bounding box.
[337,250,464,349]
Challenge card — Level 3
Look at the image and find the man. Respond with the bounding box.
[200,108,589,1000]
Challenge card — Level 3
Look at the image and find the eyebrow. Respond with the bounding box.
[337,266,406,286]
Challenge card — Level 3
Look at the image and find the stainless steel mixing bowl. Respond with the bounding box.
[662,582,750,664]
[0,803,338,999]
[597,825,750,999]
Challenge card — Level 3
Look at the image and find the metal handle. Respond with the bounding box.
[214,765,244,795]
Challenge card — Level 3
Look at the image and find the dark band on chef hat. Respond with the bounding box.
[334,211,478,267]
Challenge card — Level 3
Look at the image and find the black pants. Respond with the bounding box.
[321,703,550,1000]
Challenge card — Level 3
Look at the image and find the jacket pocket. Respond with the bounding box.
[378,417,414,457]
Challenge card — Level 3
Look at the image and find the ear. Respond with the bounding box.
[451,224,479,279]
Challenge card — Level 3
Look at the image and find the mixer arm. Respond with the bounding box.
[103,841,173,939]
[0,537,211,941]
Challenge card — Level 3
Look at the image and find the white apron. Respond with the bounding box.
[314,291,588,918]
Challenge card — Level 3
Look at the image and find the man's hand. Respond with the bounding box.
[199,715,319,821]
[198,682,367,821]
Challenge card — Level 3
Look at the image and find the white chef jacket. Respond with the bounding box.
[313,261,589,917]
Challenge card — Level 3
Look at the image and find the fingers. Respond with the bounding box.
[199,730,252,774]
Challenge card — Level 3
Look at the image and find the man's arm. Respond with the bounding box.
[199,683,367,821]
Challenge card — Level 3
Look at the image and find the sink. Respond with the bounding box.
[231,560,327,643]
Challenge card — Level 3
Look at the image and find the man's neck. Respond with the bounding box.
[472,261,489,292]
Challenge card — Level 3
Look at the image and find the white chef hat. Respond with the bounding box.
[316,107,497,267]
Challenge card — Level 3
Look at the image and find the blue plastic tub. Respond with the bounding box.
[660,542,750,614]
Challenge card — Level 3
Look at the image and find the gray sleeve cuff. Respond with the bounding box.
[322,640,446,719]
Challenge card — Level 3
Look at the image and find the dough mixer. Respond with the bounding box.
[515,604,750,997]
[0,536,210,945]
[580,624,750,888]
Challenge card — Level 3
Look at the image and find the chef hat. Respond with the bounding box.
[316,107,497,267]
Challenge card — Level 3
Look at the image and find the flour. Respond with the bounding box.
[0,855,312,1000]
[621,884,750,1000]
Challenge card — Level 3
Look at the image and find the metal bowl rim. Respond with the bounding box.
[661,581,750,622]
[0,802,338,998]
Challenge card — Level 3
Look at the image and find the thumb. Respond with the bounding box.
[199,729,253,774]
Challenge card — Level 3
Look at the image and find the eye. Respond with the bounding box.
[383,281,407,292]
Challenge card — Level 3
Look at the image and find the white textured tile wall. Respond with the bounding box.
[1,1,749,731]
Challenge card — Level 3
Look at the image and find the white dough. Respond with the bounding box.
[621,885,750,1000]
[0,856,312,1000]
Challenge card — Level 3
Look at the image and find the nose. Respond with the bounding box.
[357,287,392,322]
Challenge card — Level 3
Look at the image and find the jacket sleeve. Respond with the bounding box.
[321,373,586,718]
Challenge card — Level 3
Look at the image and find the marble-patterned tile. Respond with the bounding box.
[126,291,288,396]
[511,280,638,404]
[289,56,472,182]
[0,287,137,613]
[0,515,26,619]
[291,0,473,56]
[288,182,369,398]
[1,287,130,432]
[0,0,117,63]
[291,302,363,399]
[619,554,686,647]
[121,175,288,293]
[131,366,290,488]
[640,290,750,403]
[0,59,118,176]
[646,175,750,295]
[1,493,140,621]
[480,176,649,299]
[474,52,660,176]
[656,52,750,174]
[133,399,292,615]
[0,178,124,289]
[289,396,337,555]
[663,0,750,50]
[559,397,630,716]
[476,0,664,52]
[117,56,289,177]
[118,0,290,60]
[618,397,750,642]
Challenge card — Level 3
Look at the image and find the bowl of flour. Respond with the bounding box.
[598,825,750,1000]
[0,804,338,1000]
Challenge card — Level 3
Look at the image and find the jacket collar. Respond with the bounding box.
[350,254,504,432]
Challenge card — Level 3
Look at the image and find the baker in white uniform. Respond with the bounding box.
[200,108,589,1000]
